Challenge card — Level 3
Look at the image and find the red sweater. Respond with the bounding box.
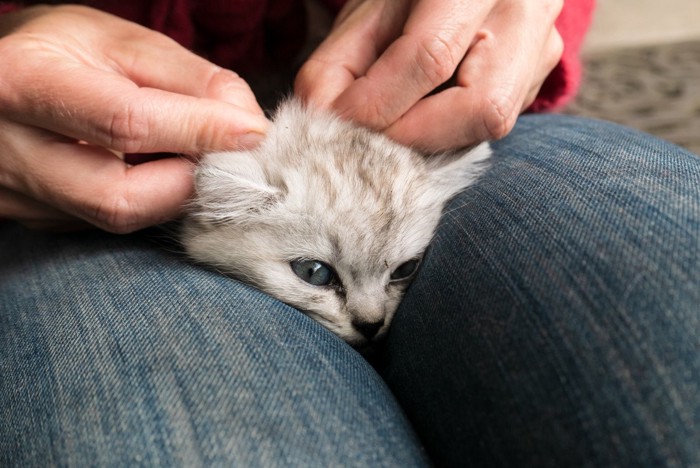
[0,0,595,111]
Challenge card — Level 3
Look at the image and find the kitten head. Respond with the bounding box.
[182,98,490,346]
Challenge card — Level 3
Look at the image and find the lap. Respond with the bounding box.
[0,225,427,466]
[385,115,700,466]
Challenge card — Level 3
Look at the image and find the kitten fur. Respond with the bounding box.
[182,98,490,346]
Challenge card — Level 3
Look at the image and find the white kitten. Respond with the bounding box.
[182,98,490,346]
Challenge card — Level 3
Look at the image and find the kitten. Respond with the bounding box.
[182,98,490,347]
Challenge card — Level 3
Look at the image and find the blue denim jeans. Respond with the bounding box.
[2,115,699,467]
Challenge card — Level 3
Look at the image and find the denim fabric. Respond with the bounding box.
[0,229,428,466]
[2,115,699,467]
[385,115,700,467]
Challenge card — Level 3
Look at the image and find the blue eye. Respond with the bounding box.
[291,260,335,286]
[390,259,420,281]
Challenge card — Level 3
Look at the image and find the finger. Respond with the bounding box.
[6,66,269,154]
[58,144,195,233]
[330,0,496,130]
[0,186,80,227]
[295,0,410,108]
[386,3,562,151]
[0,50,269,155]
[108,32,265,116]
[20,5,266,117]
[7,138,196,233]
[0,187,91,232]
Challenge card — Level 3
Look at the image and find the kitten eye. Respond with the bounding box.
[291,260,335,287]
[390,259,420,281]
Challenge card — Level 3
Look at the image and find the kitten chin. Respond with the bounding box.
[181,97,491,347]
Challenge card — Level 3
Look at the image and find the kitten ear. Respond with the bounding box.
[424,142,491,198]
[190,151,285,225]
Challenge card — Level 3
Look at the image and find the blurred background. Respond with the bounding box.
[565,0,700,154]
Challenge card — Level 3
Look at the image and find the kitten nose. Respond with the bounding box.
[352,319,384,340]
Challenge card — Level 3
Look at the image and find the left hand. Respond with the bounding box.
[296,0,563,152]
[0,5,268,232]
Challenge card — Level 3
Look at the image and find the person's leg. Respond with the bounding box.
[384,115,700,467]
[0,224,428,467]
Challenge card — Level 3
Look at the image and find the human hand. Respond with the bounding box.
[0,5,269,232]
[295,0,563,152]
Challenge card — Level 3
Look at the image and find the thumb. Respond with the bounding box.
[104,32,271,153]
[7,61,269,155]
[105,86,270,154]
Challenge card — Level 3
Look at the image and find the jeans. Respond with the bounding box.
[2,115,699,467]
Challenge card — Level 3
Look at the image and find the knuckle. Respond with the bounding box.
[294,59,315,87]
[194,123,221,152]
[294,58,329,101]
[0,42,31,108]
[543,0,564,19]
[205,67,244,96]
[414,32,460,87]
[105,101,150,153]
[480,93,519,140]
[549,31,565,66]
[295,59,321,88]
[361,97,393,129]
[90,193,141,234]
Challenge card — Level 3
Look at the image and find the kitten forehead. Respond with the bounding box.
[262,102,439,217]
[214,98,484,267]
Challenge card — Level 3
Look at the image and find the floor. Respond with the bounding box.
[564,0,700,155]
[565,40,700,155]
[584,0,700,52]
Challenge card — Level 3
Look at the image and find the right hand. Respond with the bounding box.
[0,5,269,233]
[296,0,563,152]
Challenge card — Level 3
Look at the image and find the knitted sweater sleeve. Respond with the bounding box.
[0,3,20,14]
[530,0,596,112]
